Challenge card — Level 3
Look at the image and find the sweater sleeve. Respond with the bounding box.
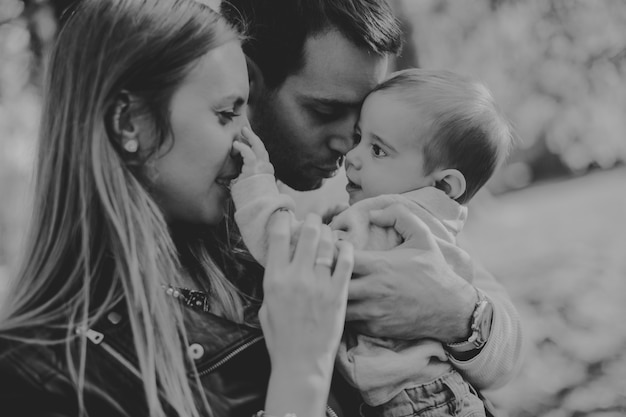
[448,261,524,390]
[231,173,298,266]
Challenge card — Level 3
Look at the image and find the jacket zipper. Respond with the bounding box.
[197,334,264,376]
[326,405,339,417]
[77,327,142,379]
[196,336,339,417]
[79,328,339,417]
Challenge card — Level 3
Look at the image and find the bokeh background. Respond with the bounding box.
[1,0,625,415]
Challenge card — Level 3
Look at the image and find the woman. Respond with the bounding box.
[0,1,353,416]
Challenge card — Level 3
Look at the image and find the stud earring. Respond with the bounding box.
[123,139,138,153]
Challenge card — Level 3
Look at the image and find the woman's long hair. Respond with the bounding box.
[0,1,248,416]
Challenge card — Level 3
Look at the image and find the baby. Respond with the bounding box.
[232,68,514,417]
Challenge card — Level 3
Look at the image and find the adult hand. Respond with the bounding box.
[261,211,353,417]
[346,201,477,343]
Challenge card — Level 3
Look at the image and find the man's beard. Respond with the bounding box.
[251,104,325,191]
[266,134,325,191]
[274,156,325,191]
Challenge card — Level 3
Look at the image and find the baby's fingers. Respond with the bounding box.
[232,140,257,165]
[241,126,270,162]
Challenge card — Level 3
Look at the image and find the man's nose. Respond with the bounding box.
[328,113,358,155]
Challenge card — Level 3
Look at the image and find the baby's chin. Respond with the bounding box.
[347,191,364,206]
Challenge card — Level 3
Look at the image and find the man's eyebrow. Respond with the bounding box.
[372,133,398,153]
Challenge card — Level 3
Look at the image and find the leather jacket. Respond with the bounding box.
[0,301,354,417]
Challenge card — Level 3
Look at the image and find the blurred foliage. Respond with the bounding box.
[462,168,626,416]
[398,0,626,192]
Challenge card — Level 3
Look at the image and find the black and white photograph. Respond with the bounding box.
[0,1,624,416]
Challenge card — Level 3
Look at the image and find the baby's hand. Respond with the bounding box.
[321,203,349,224]
[232,126,275,180]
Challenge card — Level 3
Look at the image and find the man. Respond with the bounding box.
[222,0,522,406]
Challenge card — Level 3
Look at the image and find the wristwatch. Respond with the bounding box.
[446,290,494,355]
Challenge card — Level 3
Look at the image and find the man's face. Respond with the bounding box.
[250,30,389,191]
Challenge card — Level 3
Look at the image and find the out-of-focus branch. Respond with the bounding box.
[390,0,419,70]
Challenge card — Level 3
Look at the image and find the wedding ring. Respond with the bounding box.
[314,257,333,268]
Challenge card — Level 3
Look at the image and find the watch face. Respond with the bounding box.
[477,300,494,344]
[446,297,494,353]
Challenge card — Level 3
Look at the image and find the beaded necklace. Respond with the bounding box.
[162,284,211,313]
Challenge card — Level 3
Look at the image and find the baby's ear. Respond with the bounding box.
[433,169,466,200]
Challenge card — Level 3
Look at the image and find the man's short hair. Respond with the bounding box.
[371,69,515,204]
[222,0,403,88]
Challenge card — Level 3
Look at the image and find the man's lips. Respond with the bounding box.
[314,165,339,174]
[313,157,344,175]
[313,165,340,178]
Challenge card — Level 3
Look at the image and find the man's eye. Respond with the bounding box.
[312,107,342,122]
[371,144,387,157]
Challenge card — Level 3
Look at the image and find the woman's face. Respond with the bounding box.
[149,41,249,225]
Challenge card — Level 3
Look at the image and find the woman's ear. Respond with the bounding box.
[246,55,266,115]
[433,169,466,200]
[108,91,142,154]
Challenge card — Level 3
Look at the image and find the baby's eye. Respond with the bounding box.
[352,131,362,145]
[371,144,387,158]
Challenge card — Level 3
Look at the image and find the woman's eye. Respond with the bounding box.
[218,110,239,125]
[371,144,387,157]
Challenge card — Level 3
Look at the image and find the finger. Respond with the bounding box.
[241,126,270,162]
[266,210,292,269]
[345,300,376,322]
[314,225,334,274]
[322,203,349,224]
[350,248,381,276]
[232,140,257,166]
[293,213,322,266]
[332,241,354,293]
[346,270,374,301]
[369,204,436,250]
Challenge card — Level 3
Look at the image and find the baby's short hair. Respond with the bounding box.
[370,69,514,204]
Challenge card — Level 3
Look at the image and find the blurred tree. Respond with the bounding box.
[18,0,63,85]
[399,0,626,192]
[389,0,419,70]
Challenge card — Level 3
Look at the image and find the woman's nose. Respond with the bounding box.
[238,113,251,131]
[232,115,251,144]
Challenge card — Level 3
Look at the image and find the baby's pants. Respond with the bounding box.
[358,371,486,417]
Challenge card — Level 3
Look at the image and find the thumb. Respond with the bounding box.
[369,203,437,251]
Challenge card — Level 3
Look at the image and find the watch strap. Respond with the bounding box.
[446,289,493,354]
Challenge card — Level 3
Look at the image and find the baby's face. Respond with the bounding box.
[344,92,434,205]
